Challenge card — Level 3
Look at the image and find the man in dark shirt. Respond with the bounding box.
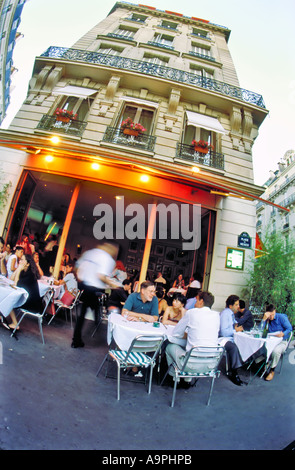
[235,299,254,331]
[107,279,132,312]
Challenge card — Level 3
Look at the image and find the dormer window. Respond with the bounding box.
[161,20,178,30]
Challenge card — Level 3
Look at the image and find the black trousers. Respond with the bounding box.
[224,340,243,370]
[73,283,104,343]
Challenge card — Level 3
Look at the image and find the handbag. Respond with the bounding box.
[60,290,76,306]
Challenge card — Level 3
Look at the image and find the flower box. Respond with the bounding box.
[192,139,213,153]
[194,145,209,154]
[123,128,139,136]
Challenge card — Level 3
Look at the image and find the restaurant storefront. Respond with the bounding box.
[2,157,217,290]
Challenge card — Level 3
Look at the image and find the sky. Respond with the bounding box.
[1,0,294,186]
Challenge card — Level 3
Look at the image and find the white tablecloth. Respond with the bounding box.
[234,331,283,362]
[37,280,61,299]
[107,312,175,350]
[0,282,29,318]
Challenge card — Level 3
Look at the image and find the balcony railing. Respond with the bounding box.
[102,127,156,152]
[176,143,224,170]
[37,115,87,137]
[41,47,266,109]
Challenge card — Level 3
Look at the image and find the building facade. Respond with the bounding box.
[0,2,272,309]
[0,0,26,124]
[256,149,295,242]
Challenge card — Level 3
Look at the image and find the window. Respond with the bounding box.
[192,28,208,39]
[143,53,168,66]
[128,13,147,22]
[97,44,123,56]
[151,33,174,49]
[54,95,94,122]
[110,26,137,40]
[190,64,214,79]
[161,20,178,30]
[118,102,156,134]
[182,110,226,151]
[191,43,212,60]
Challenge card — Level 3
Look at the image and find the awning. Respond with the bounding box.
[120,96,159,108]
[52,86,98,99]
[186,110,227,135]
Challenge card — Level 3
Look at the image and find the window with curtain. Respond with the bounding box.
[56,95,94,121]
[119,104,155,134]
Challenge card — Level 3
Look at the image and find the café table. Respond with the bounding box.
[107,311,175,351]
[37,277,61,299]
[233,331,283,362]
[0,276,29,318]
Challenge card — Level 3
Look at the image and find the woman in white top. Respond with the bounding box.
[6,246,24,279]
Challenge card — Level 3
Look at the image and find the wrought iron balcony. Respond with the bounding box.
[36,115,87,137]
[41,47,266,109]
[102,126,156,152]
[176,143,224,170]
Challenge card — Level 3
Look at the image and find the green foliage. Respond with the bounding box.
[0,181,12,215]
[244,232,295,325]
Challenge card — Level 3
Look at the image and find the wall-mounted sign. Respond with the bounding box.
[237,232,251,249]
[225,247,245,270]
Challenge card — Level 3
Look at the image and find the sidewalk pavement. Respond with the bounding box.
[0,315,294,450]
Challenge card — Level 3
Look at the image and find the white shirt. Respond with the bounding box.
[63,272,78,292]
[170,307,220,351]
[6,254,18,279]
[76,248,115,289]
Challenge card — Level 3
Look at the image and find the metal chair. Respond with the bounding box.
[161,346,224,407]
[277,331,293,374]
[11,289,54,344]
[48,289,83,328]
[102,334,164,400]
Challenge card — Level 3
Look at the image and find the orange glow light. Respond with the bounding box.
[45,155,54,162]
[191,166,200,173]
[92,163,100,170]
[140,175,149,182]
[50,136,60,144]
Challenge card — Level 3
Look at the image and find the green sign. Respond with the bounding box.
[225,247,245,270]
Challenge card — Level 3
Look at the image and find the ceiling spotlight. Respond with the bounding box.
[45,155,54,162]
[191,166,200,173]
[92,163,100,170]
[140,175,149,182]
[50,136,60,144]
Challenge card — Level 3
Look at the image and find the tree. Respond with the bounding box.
[243,232,295,325]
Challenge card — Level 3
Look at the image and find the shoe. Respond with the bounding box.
[229,374,245,386]
[71,340,85,348]
[134,371,143,378]
[265,370,275,381]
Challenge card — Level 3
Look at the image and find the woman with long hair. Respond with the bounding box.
[9,254,43,328]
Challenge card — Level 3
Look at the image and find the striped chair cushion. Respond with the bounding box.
[109,350,152,367]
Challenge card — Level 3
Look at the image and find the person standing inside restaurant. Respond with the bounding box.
[72,242,119,348]
[219,294,245,386]
[261,304,292,381]
[121,280,158,322]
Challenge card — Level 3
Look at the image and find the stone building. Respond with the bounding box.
[0,2,279,309]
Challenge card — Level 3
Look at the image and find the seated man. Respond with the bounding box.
[165,291,220,387]
[235,299,254,331]
[261,304,292,381]
[58,262,78,293]
[107,279,132,313]
[219,294,245,386]
[121,280,158,322]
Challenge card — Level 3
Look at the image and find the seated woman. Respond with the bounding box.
[155,286,168,319]
[9,253,43,329]
[162,293,186,326]
[172,274,185,290]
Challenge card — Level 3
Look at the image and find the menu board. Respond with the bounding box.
[225,247,245,270]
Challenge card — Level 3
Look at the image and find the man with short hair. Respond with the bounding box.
[121,280,158,322]
[108,278,132,313]
[219,294,245,386]
[262,304,292,381]
[165,291,220,386]
[235,299,254,331]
